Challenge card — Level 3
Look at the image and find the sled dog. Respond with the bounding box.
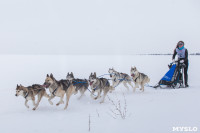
[130,67,150,92]
[89,72,113,103]
[108,68,134,91]
[43,73,76,110]
[66,72,89,99]
[15,84,49,110]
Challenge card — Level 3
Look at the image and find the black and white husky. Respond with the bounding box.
[89,72,113,103]
[108,68,134,91]
[66,72,89,99]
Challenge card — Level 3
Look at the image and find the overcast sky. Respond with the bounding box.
[0,0,199,54]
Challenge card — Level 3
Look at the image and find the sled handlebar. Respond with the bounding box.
[171,60,186,68]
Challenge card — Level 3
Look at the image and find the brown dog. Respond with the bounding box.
[43,74,76,110]
[15,84,49,110]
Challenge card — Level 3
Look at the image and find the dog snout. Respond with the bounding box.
[43,82,50,88]
[43,82,47,86]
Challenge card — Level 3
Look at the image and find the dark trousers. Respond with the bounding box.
[184,60,188,85]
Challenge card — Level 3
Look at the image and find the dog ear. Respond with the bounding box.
[90,73,92,76]
[67,72,69,75]
[47,74,49,77]
[71,72,73,75]
[50,73,53,78]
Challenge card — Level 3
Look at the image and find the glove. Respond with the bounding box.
[172,59,175,63]
[180,60,184,63]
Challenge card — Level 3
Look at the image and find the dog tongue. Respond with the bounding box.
[42,85,46,88]
[131,74,135,77]
[90,81,93,85]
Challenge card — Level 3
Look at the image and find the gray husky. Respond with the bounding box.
[66,72,89,99]
[108,68,134,91]
[43,73,76,110]
[89,72,113,103]
[130,67,150,92]
[15,84,50,110]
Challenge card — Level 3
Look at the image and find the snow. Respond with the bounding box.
[0,0,200,132]
[0,55,199,133]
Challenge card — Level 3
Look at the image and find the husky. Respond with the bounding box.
[89,72,113,103]
[43,73,76,110]
[15,84,50,110]
[66,72,89,99]
[130,67,150,92]
[108,68,134,91]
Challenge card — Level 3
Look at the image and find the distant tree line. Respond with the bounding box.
[138,53,200,55]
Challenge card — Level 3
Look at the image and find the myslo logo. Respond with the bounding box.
[172,127,198,132]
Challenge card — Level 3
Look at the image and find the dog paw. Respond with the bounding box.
[49,101,53,105]
[32,108,36,110]
[94,97,98,100]
[64,105,68,110]
[74,91,78,95]
[26,106,29,109]
[56,103,60,106]
[100,101,104,104]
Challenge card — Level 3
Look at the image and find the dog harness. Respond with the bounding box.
[134,73,146,82]
[24,92,29,99]
[92,79,109,90]
[52,87,58,96]
[134,76,139,82]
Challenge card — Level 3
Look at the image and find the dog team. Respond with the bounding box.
[15,67,150,110]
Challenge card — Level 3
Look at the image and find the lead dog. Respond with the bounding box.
[15,84,49,110]
[108,68,134,91]
[66,72,89,99]
[89,72,113,103]
[43,74,76,110]
[130,67,150,92]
